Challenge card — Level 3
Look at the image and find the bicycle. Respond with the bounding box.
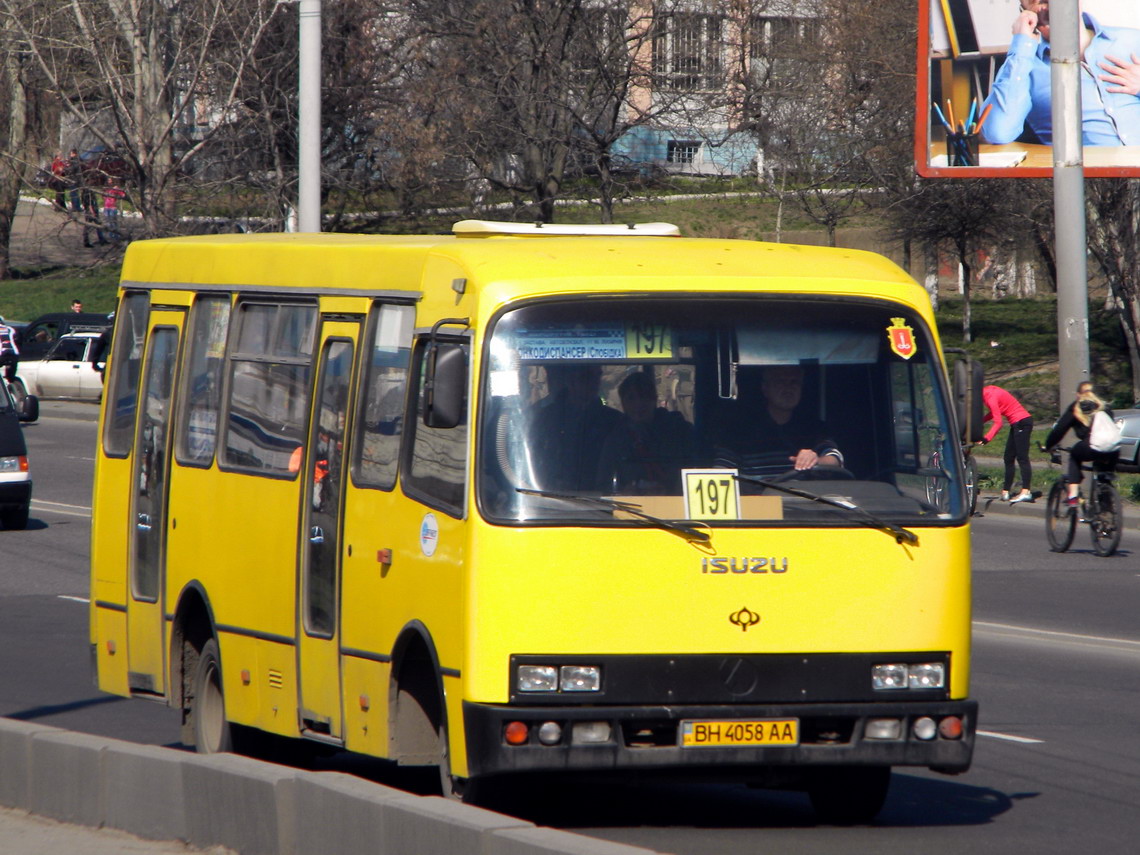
[1043,445,1123,557]
[924,439,977,516]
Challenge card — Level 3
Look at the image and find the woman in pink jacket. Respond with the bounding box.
[980,385,1034,503]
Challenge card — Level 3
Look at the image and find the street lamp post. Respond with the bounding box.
[297,0,321,232]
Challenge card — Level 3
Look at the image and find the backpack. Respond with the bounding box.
[1089,409,1123,453]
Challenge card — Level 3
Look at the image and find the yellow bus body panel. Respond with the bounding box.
[94,231,967,782]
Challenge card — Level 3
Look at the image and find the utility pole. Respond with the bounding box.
[297,0,321,232]
[1051,0,1088,400]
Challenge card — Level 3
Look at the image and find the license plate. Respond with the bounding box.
[680,719,799,747]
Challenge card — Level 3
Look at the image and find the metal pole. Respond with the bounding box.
[297,0,321,232]
[1050,0,1088,400]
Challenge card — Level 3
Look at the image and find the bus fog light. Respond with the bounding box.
[865,718,902,740]
[913,717,937,740]
[559,665,601,692]
[518,665,558,692]
[504,721,529,745]
[872,664,908,690]
[938,716,964,740]
[537,721,563,745]
[571,721,612,744]
[908,663,945,689]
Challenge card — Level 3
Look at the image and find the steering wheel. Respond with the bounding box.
[769,465,855,483]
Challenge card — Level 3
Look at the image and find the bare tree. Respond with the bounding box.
[0,0,282,237]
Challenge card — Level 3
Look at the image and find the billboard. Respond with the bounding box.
[916,0,1140,177]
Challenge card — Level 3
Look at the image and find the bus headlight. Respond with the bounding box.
[872,662,945,691]
[559,665,601,692]
[518,665,558,692]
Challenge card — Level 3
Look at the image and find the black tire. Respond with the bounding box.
[924,451,948,511]
[19,393,38,423]
[1045,481,1076,552]
[808,766,891,825]
[1088,482,1123,557]
[191,638,234,754]
[1,503,30,530]
[964,455,978,516]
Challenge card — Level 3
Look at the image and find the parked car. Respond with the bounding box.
[1114,404,1140,473]
[16,312,112,361]
[11,331,108,402]
[0,378,32,530]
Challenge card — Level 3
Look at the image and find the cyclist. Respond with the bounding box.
[1044,381,1119,507]
[979,384,1034,503]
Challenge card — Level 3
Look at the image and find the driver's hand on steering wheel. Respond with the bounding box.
[790,449,836,471]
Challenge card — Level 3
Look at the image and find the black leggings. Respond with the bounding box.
[1003,417,1034,492]
[1066,440,1118,485]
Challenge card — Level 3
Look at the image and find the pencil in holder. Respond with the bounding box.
[945,133,979,167]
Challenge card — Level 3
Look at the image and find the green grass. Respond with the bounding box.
[0,265,120,322]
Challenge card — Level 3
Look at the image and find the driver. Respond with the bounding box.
[719,365,843,475]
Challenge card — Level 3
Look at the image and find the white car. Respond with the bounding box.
[1115,404,1140,473]
[11,331,107,402]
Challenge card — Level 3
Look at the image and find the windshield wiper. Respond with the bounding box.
[515,488,711,544]
[733,475,919,546]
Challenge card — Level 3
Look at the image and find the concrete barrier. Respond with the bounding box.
[0,717,661,855]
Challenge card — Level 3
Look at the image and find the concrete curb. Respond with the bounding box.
[0,717,660,855]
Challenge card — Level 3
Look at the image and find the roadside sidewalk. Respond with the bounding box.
[0,806,232,855]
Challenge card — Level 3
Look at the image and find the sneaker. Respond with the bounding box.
[1010,491,1034,504]
[1001,491,1010,502]
[1065,496,1079,507]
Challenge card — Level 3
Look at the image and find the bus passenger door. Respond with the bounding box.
[126,315,183,696]
[297,323,358,741]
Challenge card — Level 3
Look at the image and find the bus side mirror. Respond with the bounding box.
[953,358,985,443]
[424,343,467,429]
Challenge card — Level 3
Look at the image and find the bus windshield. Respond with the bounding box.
[479,296,966,526]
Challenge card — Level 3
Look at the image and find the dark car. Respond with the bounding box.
[0,379,32,530]
[16,312,113,361]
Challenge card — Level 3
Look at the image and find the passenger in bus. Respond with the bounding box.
[597,370,696,493]
[529,363,623,492]
[718,364,843,475]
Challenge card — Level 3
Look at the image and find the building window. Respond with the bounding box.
[653,12,723,91]
[667,140,701,164]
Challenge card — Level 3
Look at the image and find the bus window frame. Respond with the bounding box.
[102,291,152,459]
[350,300,417,493]
[174,292,234,469]
[216,297,319,480]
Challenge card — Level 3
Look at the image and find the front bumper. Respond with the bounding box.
[463,698,977,777]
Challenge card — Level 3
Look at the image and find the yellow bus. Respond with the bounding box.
[91,221,980,823]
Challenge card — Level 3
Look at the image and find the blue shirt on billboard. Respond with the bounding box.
[981,13,1140,146]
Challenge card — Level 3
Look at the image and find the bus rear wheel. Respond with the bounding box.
[807,766,891,825]
[192,638,233,754]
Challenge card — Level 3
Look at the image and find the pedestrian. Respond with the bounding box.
[0,316,19,383]
[50,151,67,211]
[65,149,83,217]
[81,181,107,248]
[102,177,126,242]
[1044,381,1120,506]
[71,299,83,313]
[979,384,1034,503]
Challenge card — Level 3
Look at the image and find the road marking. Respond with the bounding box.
[30,499,91,518]
[974,620,1140,651]
[58,595,90,604]
[977,730,1044,744]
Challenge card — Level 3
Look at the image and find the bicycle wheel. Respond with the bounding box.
[964,455,978,516]
[925,451,948,512]
[1045,481,1076,552]
[1088,481,1123,557]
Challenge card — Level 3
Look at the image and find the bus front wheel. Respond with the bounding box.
[807,766,891,825]
[192,638,234,754]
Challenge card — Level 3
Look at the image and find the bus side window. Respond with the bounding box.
[103,292,151,457]
[221,301,317,475]
[402,337,468,516]
[175,294,232,467]
[353,303,415,490]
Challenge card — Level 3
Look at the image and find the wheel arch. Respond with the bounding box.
[168,581,217,714]
[387,620,449,765]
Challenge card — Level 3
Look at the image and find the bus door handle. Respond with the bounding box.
[309,526,324,544]
[137,513,152,532]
